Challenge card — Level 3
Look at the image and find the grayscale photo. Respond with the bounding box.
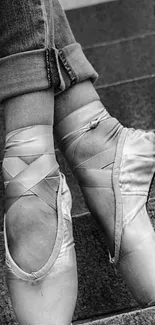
[0,0,155,324]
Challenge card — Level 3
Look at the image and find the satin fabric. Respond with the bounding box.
[55,100,155,307]
[3,125,77,324]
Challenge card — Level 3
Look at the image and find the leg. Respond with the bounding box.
[4,90,58,273]
[53,4,155,307]
[0,1,77,324]
[55,82,121,254]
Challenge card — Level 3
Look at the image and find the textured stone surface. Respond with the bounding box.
[0,163,4,231]
[66,0,155,47]
[0,107,5,161]
[74,307,155,325]
[85,33,155,87]
[0,107,5,231]
[98,77,155,130]
[0,233,18,325]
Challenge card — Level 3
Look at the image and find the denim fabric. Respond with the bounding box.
[0,0,98,102]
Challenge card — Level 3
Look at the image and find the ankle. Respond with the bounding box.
[55,80,99,125]
[74,114,122,165]
[4,89,54,133]
[55,101,123,167]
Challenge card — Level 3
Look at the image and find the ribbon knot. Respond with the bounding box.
[89,119,100,130]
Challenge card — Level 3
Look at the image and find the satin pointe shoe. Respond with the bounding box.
[55,100,155,307]
[3,125,77,325]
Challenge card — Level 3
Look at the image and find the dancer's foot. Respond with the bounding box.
[3,125,59,273]
[3,125,77,325]
[55,100,155,306]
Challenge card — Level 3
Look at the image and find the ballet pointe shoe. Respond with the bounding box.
[54,100,155,307]
[3,125,77,325]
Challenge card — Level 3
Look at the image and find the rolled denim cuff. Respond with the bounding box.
[58,43,98,91]
[0,42,98,103]
[0,49,49,102]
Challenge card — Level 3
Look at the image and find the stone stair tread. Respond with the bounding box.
[85,33,155,88]
[73,306,155,325]
[66,0,155,47]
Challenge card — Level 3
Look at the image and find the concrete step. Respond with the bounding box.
[66,0,155,47]
[65,0,155,89]
[85,32,155,88]
[74,307,155,325]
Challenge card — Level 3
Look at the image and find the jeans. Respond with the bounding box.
[0,0,98,103]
